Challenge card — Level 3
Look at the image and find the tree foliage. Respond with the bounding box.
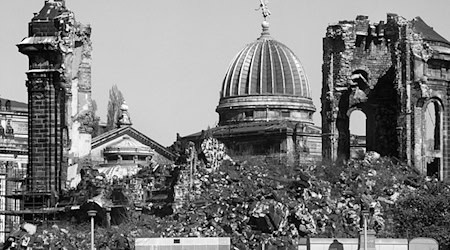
[90,99,102,137]
[106,84,124,132]
[393,179,450,248]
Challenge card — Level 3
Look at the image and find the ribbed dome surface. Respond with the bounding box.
[216,24,315,126]
[221,34,311,98]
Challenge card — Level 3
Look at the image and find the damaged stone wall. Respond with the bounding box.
[322,14,450,180]
[18,0,93,207]
[61,10,94,190]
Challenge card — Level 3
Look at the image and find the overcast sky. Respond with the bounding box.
[1,0,449,146]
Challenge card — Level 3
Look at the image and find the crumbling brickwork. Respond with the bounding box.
[18,0,93,207]
[322,14,450,180]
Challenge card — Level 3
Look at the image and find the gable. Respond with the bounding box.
[92,126,175,162]
[91,135,148,162]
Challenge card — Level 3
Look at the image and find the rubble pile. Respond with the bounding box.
[200,137,232,171]
[63,167,110,205]
[125,154,415,247]
[172,169,190,212]
[305,155,417,237]
[129,158,313,248]
[13,145,430,249]
[168,153,422,241]
[6,223,134,250]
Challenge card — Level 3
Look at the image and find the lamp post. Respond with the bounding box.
[87,209,97,250]
[362,210,370,250]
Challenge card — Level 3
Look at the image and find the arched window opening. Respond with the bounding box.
[424,101,440,150]
[349,110,366,159]
[350,70,369,91]
[424,100,442,178]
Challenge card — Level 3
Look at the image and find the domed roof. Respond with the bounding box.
[220,23,311,99]
[216,19,315,126]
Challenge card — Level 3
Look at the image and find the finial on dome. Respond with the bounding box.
[261,20,270,36]
[256,0,271,37]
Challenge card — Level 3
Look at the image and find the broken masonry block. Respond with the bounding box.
[355,19,370,36]
[249,200,289,233]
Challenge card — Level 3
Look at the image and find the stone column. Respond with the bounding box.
[24,70,65,206]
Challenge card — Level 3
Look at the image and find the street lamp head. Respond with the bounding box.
[87,210,97,217]
[361,209,370,218]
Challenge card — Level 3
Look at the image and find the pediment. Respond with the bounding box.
[107,136,151,151]
[92,126,175,161]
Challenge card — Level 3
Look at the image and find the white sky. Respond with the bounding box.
[1,0,449,146]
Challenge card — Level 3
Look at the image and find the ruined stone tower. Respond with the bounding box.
[322,14,450,179]
[18,0,93,208]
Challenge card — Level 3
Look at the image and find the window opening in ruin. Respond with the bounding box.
[351,70,369,91]
[244,111,253,118]
[349,110,366,158]
[424,101,440,151]
[424,100,442,178]
[426,158,440,178]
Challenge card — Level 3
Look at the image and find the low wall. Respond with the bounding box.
[308,238,408,250]
[375,238,408,250]
[309,238,358,250]
[135,237,230,250]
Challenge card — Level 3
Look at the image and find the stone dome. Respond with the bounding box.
[217,23,316,125]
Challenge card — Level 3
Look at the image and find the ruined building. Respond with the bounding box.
[0,99,28,240]
[17,0,94,210]
[322,14,450,179]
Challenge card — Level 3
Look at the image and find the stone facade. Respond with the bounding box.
[0,99,28,241]
[0,99,28,160]
[88,103,175,187]
[187,122,322,164]
[322,14,450,179]
[17,0,93,208]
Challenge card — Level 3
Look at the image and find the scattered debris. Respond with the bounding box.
[5,138,436,249]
